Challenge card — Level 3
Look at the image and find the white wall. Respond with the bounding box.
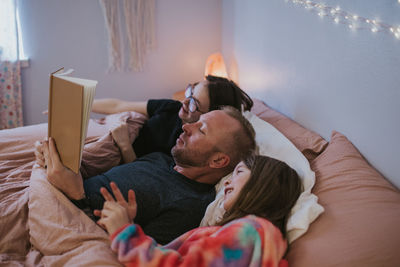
[222,0,400,187]
[18,0,222,125]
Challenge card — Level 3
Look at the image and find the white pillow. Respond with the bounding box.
[200,111,324,243]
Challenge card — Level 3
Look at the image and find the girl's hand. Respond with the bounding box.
[97,201,130,234]
[94,182,137,223]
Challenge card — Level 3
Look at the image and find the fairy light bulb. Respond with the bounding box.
[286,0,399,41]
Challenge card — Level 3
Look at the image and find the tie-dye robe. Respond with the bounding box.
[111,215,288,267]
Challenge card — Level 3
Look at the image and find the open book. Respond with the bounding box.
[48,68,97,173]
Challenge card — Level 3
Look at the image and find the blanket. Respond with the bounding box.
[0,112,146,266]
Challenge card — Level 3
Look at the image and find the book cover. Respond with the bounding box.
[48,68,97,173]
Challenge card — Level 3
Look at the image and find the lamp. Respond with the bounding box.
[204,52,228,78]
[172,52,229,101]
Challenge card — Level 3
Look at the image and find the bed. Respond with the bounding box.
[0,99,399,266]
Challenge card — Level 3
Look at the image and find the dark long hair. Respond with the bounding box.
[218,155,303,238]
[206,75,253,112]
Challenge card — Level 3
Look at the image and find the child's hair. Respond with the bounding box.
[206,75,253,112]
[218,155,303,238]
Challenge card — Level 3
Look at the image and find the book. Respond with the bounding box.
[48,68,97,173]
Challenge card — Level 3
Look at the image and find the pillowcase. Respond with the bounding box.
[251,99,328,162]
[201,111,325,243]
[287,131,400,266]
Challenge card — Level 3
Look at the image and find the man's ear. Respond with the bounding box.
[209,152,230,169]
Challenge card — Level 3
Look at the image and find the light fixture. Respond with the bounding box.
[173,52,230,101]
[286,0,400,41]
[204,52,228,78]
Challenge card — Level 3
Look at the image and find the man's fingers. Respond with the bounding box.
[110,182,126,203]
[34,150,44,161]
[35,156,45,167]
[42,140,52,169]
[48,137,62,168]
[100,187,115,202]
[34,140,42,152]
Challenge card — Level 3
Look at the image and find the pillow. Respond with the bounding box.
[287,131,400,266]
[251,99,328,162]
[201,111,324,243]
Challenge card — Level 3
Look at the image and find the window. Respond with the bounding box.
[0,0,27,64]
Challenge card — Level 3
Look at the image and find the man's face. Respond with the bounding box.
[172,110,240,167]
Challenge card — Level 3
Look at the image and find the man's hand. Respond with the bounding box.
[41,137,85,200]
[93,182,137,223]
[34,140,46,168]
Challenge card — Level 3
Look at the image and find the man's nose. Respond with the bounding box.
[182,123,191,135]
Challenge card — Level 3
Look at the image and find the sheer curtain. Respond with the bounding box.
[0,0,23,129]
[99,0,155,72]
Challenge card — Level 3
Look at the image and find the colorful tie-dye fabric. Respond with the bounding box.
[111,215,288,267]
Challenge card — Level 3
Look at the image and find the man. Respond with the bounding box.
[37,107,255,244]
[91,75,253,160]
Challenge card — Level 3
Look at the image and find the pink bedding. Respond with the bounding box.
[0,112,146,266]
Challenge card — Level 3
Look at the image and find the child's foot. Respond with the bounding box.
[111,122,136,163]
[111,122,130,150]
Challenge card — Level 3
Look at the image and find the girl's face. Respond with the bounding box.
[223,161,251,211]
[178,81,210,123]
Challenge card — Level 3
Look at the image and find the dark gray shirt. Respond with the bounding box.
[83,152,215,244]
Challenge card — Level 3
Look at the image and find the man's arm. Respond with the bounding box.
[92,99,148,115]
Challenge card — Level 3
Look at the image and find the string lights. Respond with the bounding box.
[285,0,400,41]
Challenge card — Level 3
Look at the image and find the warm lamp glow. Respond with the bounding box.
[204,52,228,78]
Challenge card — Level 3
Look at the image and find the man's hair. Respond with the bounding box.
[218,155,303,238]
[206,75,253,112]
[217,106,256,170]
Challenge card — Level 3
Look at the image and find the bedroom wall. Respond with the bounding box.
[18,0,222,125]
[222,0,400,187]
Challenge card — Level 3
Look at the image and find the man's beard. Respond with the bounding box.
[171,146,216,167]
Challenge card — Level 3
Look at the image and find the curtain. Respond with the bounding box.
[0,0,23,129]
[99,0,155,72]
